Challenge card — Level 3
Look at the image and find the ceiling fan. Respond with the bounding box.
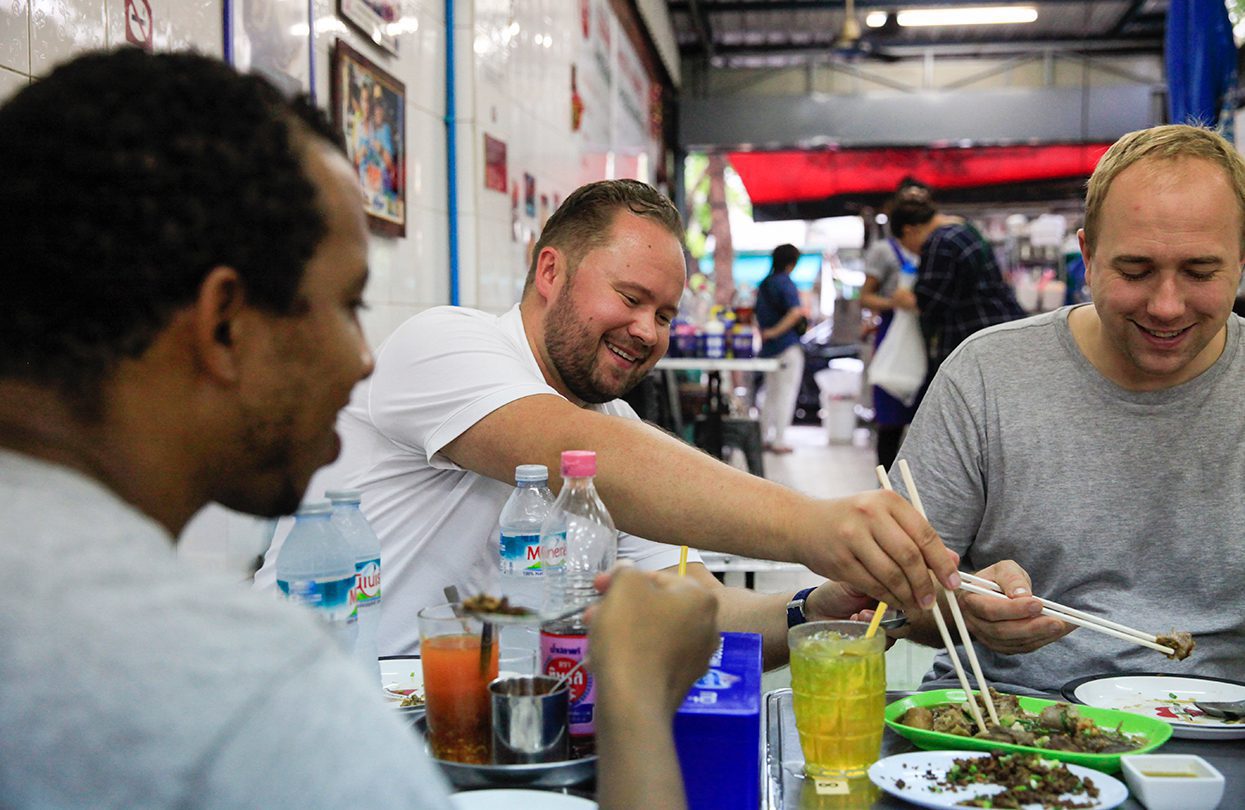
[832,0,902,62]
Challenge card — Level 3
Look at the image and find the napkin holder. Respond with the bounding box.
[674,632,762,810]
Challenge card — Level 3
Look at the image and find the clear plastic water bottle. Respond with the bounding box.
[276,501,357,651]
[540,450,617,756]
[327,489,382,688]
[498,464,555,611]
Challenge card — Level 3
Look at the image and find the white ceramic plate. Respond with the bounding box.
[379,655,423,706]
[450,789,596,809]
[1061,673,1245,740]
[867,751,1128,810]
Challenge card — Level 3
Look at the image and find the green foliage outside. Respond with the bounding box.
[682,152,753,261]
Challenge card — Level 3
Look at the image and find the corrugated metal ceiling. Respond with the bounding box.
[668,0,1167,65]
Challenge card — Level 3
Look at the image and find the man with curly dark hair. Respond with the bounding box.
[0,48,728,810]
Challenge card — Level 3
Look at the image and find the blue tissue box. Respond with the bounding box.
[674,632,762,810]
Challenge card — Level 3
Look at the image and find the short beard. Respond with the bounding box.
[544,289,615,404]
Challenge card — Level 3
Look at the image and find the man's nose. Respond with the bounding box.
[357,341,376,381]
[1147,275,1185,321]
[629,311,659,346]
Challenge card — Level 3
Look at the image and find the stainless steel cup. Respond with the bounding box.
[488,675,569,764]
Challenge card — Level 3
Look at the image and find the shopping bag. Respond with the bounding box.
[867,310,927,406]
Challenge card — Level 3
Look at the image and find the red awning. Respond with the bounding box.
[728,144,1113,206]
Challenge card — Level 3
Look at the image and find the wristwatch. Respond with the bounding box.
[786,587,912,631]
[786,587,817,628]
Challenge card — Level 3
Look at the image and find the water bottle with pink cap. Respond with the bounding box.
[539,449,617,756]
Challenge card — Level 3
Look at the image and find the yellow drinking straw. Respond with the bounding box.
[677,545,689,576]
[865,601,888,639]
[866,464,896,639]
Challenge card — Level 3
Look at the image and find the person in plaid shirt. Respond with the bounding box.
[902,197,1026,372]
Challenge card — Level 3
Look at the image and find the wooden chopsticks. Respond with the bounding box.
[956,572,1176,656]
[878,463,997,731]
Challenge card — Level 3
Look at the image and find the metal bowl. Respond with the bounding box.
[408,715,596,789]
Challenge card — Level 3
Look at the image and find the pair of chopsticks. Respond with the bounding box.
[956,572,1176,656]
[878,460,1000,732]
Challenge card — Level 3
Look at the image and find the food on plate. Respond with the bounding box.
[462,593,533,616]
[398,690,425,708]
[1155,630,1195,661]
[938,752,1100,809]
[898,689,1144,754]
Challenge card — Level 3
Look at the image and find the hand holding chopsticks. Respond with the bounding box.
[955,571,1177,656]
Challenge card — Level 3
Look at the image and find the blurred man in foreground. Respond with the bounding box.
[893,124,1245,693]
[0,48,717,809]
[258,178,961,668]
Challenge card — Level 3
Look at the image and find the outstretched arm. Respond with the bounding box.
[443,396,960,614]
[590,566,720,810]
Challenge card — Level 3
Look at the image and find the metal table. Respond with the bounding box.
[654,357,779,461]
[763,688,1245,809]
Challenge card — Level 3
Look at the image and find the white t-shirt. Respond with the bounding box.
[256,305,696,655]
[0,450,452,808]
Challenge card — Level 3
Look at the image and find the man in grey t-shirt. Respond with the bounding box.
[892,124,1245,694]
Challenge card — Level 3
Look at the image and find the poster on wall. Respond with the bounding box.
[332,39,406,236]
[338,0,399,55]
[511,181,521,242]
[223,0,313,100]
[484,134,508,193]
[524,173,536,217]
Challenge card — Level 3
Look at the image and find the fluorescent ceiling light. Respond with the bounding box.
[866,11,888,27]
[891,6,1039,27]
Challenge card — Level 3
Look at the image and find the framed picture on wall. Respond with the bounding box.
[484,134,507,192]
[338,0,400,55]
[332,39,406,237]
[223,0,314,101]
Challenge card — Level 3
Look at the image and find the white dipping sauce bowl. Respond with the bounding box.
[1120,754,1224,810]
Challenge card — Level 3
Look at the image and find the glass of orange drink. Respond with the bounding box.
[789,620,885,779]
[418,602,499,763]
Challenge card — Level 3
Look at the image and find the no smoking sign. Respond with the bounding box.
[125,0,153,50]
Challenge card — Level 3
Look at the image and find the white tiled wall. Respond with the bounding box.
[2,0,651,343]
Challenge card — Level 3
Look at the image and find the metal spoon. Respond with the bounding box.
[1193,699,1245,721]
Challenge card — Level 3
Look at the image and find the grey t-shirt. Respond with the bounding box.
[0,451,453,808]
[864,238,916,299]
[892,306,1245,694]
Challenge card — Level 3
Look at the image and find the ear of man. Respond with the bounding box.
[532,245,568,304]
[193,266,249,385]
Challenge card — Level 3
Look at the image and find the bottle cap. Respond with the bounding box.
[296,500,332,516]
[560,450,596,478]
[514,464,549,483]
[324,489,362,504]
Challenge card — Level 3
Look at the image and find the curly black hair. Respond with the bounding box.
[0,47,344,409]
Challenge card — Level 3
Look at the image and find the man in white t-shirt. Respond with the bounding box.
[259,179,962,667]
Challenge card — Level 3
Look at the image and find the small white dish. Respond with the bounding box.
[450,788,596,809]
[1120,754,1224,810]
[379,655,423,705]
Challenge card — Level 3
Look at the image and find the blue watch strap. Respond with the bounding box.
[786,586,817,628]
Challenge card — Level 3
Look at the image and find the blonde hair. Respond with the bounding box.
[1084,124,1245,252]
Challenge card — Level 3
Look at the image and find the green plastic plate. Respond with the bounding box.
[885,689,1172,773]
